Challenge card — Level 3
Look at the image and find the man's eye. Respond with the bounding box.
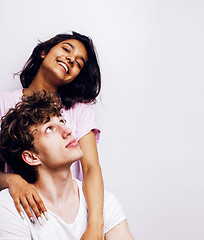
[45,126,53,133]
[60,119,66,125]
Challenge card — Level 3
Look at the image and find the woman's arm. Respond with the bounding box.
[79,131,104,240]
[0,171,48,224]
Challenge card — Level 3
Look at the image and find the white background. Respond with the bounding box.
[0,0,204,239]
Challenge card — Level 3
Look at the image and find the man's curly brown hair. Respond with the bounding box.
[0,91,62,183]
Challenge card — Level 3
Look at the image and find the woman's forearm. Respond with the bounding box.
[79,131,104,238]
[0,171,19,190]
[83,164,104,225]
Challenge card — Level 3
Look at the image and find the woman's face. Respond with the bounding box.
[40,39,88,86]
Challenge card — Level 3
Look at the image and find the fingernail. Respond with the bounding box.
[44,211,49,221]
[20,212,25,220]
[38,216,43,226]
[30,217,36,225]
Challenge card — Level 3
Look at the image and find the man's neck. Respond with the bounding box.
[33,168,80,224]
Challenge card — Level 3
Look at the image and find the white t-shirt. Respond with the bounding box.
[0,179,126,240]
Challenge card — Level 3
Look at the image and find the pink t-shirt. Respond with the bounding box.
[0,89,100,181]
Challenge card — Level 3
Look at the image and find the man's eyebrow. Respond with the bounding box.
[64,42,86,65]
[30,128,38,135]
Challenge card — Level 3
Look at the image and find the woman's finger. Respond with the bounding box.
[13,196,25,219]
[19,196,36,225]
[25,195,44,226]
[33,192,48,221]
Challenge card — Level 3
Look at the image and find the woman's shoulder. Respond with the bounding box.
[63,102,96,119]
[0,89,23,117]
[0,89,23,101]
[71,102,95,114]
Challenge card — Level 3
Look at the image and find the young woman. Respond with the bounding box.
[0,31,104,239]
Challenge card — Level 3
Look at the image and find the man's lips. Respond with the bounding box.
[66,139,78,148]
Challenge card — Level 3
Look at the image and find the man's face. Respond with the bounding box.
[30,116,83,170]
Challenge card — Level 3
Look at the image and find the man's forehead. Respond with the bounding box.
[29,115,64,133]
[29,119,51,134]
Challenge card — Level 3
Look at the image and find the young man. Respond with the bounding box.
[0,91,134,240]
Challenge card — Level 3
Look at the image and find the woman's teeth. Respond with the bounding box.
[58,62,69,74]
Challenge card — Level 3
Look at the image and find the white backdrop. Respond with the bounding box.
[0,0,204,239]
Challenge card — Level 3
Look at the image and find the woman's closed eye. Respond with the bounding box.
[62,47,70,53]
[76,61,82,69]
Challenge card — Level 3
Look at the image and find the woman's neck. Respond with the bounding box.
[23,66,60,95]
[23,79,58,96]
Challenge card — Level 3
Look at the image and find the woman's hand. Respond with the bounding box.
[80,222,104,240]
[7,174,48,225]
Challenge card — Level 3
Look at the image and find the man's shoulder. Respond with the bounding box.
[0,189,17,215]
[0,189,14,206]
[0,188,11,199]
[103,189,127,234]
[104,189,119,204]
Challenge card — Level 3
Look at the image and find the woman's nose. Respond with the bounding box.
[67,56,74,66]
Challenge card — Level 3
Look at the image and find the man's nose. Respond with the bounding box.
[61,125,72,138]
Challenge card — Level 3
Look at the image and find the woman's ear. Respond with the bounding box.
[22,151,41,166]
[40,51,47,59]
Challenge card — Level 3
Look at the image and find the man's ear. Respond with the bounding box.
[21,150,41,166]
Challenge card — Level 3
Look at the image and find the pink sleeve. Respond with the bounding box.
[0,90,23,173]
[74,103,100,143]
[0,94,5,121]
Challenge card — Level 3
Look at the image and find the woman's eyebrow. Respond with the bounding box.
[64,42,74,49]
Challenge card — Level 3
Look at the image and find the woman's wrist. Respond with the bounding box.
[6,173,23,187]
[88,217,104,229]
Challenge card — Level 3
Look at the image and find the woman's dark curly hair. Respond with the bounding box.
[19,31,101,110]
[0,91,62,183]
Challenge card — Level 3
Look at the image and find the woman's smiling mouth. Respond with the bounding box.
[57,61,69,74]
